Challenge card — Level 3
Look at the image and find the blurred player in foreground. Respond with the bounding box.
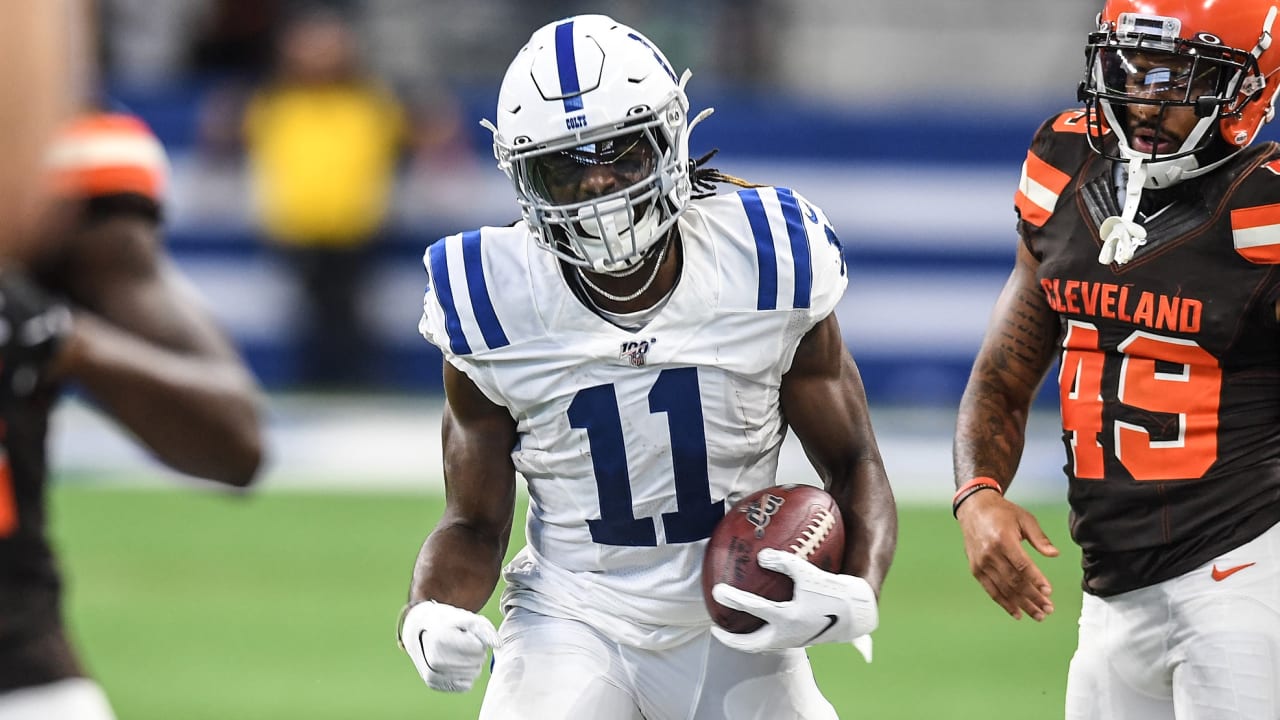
[0,2,83,261]
[0,110,266,718]
[954,0,1280,716]
[399,13,896,720]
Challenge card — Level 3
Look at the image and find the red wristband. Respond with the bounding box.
[951,477,1003,518]
[952,477,1002,503]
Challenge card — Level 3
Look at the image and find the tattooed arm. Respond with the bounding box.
[952,241,1062,621]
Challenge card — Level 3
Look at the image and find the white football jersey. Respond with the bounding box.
[419,186,848,649]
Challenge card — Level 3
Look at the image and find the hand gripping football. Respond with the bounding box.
[702,484,846,633]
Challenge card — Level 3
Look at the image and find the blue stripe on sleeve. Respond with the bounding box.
[824,225,847,277]
[427,238,471,355]
[776,188,812,309]
[461,231,510,350]
[740,189,777,311]
[555,22,584,112]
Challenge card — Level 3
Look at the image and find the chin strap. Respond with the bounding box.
[1098,157,1149,266]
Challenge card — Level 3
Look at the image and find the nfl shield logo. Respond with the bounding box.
[619,339,654,367]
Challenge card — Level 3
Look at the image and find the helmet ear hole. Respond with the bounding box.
[659,169,675,194]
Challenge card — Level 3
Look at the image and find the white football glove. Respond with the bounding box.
[710,548,878,659]
[398,601,501,692]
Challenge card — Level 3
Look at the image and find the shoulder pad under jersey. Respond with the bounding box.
[1014,108,1109,229]
[692,185,847,320]
[45,113,168,206]
[419,224,540,359]
[1223,142,1280,265]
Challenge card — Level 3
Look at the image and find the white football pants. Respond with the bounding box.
[0,678,116,720]
[1066,521,1280,719]
[478,607,839,720]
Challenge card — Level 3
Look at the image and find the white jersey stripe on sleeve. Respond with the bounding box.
[425,237,471,354]
[428,231,511,355]
[44,133,167,175]
[776,188,813,310]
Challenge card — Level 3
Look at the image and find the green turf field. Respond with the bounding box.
[50,484,1081,719]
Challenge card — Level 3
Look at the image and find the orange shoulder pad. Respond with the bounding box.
[1226,153,1280,264]
[1049,108,1110,136]
[45,113,168,202]
[1015,149,1072,228]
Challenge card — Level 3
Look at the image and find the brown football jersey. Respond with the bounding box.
[1017,108,1280,596]
[0,112,166,689]
[0,385,82,691]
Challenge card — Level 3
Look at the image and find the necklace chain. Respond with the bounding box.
[577,239,670,303]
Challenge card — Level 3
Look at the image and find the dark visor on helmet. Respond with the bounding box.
[527,131,657,203]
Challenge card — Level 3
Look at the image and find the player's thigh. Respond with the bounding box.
[1065,590,1175,720]
[631,632,835,720]
[478,608,642,720]
[700,643,835,720]
[1171,527,1280,720]
[0,678,115,720]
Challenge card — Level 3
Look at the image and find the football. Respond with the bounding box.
[702,483,845,633]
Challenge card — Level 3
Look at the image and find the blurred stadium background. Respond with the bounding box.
[94,0,1102,401]
[49,0,1154,717]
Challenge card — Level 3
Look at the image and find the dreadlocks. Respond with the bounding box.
[688,149,763,200]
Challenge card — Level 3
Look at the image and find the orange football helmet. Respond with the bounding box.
[1081,0,1280,185]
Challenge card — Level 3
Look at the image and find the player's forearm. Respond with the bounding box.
[409,521,510,612]
[834,459,897,597]
[56,311,264,485]
[954,252,1058,489]
[953,373,1032,491]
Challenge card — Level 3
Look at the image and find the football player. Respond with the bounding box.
[399,14,897,720]
[953,0,1280,717]
[0,1,84,263]
[0,111,265,719]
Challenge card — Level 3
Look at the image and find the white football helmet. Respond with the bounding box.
[483,15,706,274]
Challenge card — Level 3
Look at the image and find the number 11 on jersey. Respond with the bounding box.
[568,366,725,547]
